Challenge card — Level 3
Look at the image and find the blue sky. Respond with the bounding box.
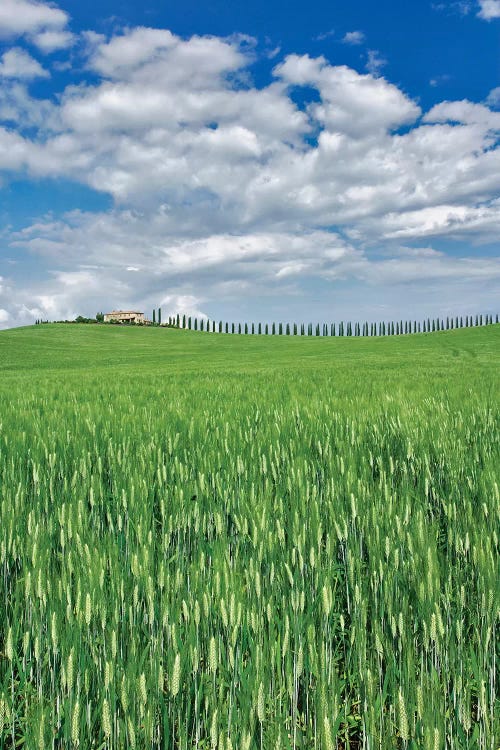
[0,0,499,327]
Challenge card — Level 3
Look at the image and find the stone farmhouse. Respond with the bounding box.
[103,310,147,324]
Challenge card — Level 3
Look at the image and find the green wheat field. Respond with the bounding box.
[0,324,498,749]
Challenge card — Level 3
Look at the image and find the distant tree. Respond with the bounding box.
[278,323,283,335]
[244,323,248,334]
[265,324,268,335]
[258,323,262,335]
[301,323,305,335]
[286,323,290,335]
[251,323,255,334]
[153,309,156,324]
[96,312,104,322]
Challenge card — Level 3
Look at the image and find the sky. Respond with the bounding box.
[0,0,499,328]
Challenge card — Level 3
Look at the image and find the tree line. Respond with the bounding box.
[159,311,498,336]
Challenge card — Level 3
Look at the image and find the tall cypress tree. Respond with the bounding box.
[265,323,268,335]
[153,309,156,324]
[258,322,262,335]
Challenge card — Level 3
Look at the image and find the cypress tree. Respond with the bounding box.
[201,319,205,331]
[231,323,234,333]
[219,321,222,333]
[244,323,248,334]
[188,316,192,330]
[293,323,297,335]
[279,322,283,335]
[225,322,228,333]
[153,309,156,324]
[258,322,262,335]
[272,322,276,335]
[265,323,268,335]
[194,318,198,330]
[286,323,290,335]
[496,314,499,323]
[301,323,305,335]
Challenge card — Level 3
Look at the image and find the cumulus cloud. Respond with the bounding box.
[365,49,387,76]
[0,48,49,79]
[477,0,500,18]
[32,29,74,52]
[0,0,69,39]
[486,87,500,107]
[0,25,499,327]
[342,31,365,45]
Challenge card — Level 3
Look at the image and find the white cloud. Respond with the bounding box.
[0,0,68,39]
[477,0,500,18]
[315,29,335,41]
[0,48,49,79]
[32,29,74,52]
[366,49,387,76]
[486,87,500,107]
[342,31,365,45]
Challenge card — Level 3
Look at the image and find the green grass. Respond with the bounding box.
[0,324,498,749]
